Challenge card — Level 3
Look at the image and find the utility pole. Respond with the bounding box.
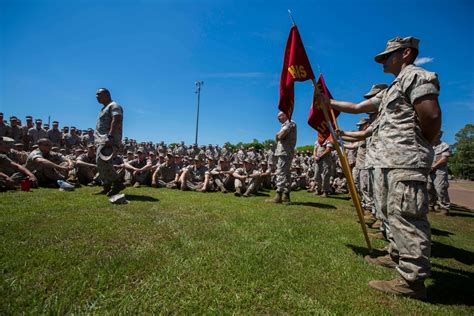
[194,81,204,145]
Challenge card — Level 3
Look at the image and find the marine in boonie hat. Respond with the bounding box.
[364,83,389,99]
[374,36,419,63]
[356,118,369,126]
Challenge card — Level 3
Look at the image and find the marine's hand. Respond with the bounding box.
[28,175,38,187]
[317,93,330,106]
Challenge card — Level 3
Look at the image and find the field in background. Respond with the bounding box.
[1,187,473,314]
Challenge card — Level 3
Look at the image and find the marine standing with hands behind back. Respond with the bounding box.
[319,36,441,299]
[266,111,297,204]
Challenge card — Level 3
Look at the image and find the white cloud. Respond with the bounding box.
[414,57,434,66]
[203,72,265,79]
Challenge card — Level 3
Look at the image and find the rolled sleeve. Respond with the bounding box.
[408,73,440,104]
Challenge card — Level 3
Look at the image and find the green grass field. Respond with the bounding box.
[1,187,473,314]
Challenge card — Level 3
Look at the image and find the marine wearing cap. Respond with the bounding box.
[374,36,419,63]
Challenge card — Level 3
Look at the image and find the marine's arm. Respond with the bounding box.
[414,95,441,144]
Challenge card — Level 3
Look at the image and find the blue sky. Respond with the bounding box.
[1,0,473,146]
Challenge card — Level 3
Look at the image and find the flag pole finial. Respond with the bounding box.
[288,9,296,26]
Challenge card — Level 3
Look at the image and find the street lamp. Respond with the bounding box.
[194,81,204,145]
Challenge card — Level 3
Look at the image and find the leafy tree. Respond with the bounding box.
[448,124,474,180]
[222,139,276,151]
[297,145,314,152]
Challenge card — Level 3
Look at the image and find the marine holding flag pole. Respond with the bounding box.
[312,80,372,252]
[284,11,372,251]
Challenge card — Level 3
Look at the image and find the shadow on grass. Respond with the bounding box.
[326,195,351,201]
[346,244,474,306]
[345,244,386,257]
[431,240,474,265]
[430,228,454,237]
[451,203,473,213]
[253,192,270,197]
[348,241,474,265]
[290,201,337,209]
[447,204,474,218]
[427,263,474,306]
[448,212,474,218]
[125,194,160,202]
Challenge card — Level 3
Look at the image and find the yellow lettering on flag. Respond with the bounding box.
[288,65,308,79]
[288,65,298,79]
[299,65,307,78]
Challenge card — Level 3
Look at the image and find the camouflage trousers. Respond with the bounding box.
[75,166,97,185]
[359,169,374,210]
[275,155,293,194]
[0,172,28,191]
[155,179,177,188]
[314,159,332,193]
[352,167,360,192]
[214,175,234,190]
[234,177,260,194]
[428,169,450,210]
[373,168,431,282]
[132,171,151,185]
[33,162,69,187]
[96,144,119,186]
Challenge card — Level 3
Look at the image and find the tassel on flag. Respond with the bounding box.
[307,74,340,144]
[278,25,315,119]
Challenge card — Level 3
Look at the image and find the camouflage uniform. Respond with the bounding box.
[75,152,97,185]
[368,63,439,282]
[47,128,63,147]
[183,164,209,191]
[210,163,234,191]
[428,141,451,211]
[154,160,180,188]
[0,154,27,189]
[275,120,297,194]
[314,140,334,194]
[25,149,69,186]
[332,175,348,194]
[6,125,22,143]
[234,166,260,194]
[126,157,150,185]
[27,127,48,145]
[95,101,123,186]
[355,139,374,210]
[0,121,7,137]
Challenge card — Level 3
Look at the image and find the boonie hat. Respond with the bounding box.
[364,83,389,99]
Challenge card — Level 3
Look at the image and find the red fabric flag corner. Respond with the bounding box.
[307,74,340,144]
[278,26,315,119]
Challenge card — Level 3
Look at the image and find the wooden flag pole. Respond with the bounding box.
[287,11,371,251]
[311,79,372,252]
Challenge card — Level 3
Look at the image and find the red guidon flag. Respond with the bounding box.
[308,74,339,144]
[278,25,315,119]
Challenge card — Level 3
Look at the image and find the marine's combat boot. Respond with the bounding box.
[368,231,385,240]
[368,277,427,300]
[370,219,382,229]
[265,192,282,203]
[282,192,291,203]
[364,254,398,269]
[234,187,242,197]
[107,181,125,197]
[95,184,112,195]
[436,208,450,216]
[218,184,228,193]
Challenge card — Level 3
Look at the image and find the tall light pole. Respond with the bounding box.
[194,81,204,145]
